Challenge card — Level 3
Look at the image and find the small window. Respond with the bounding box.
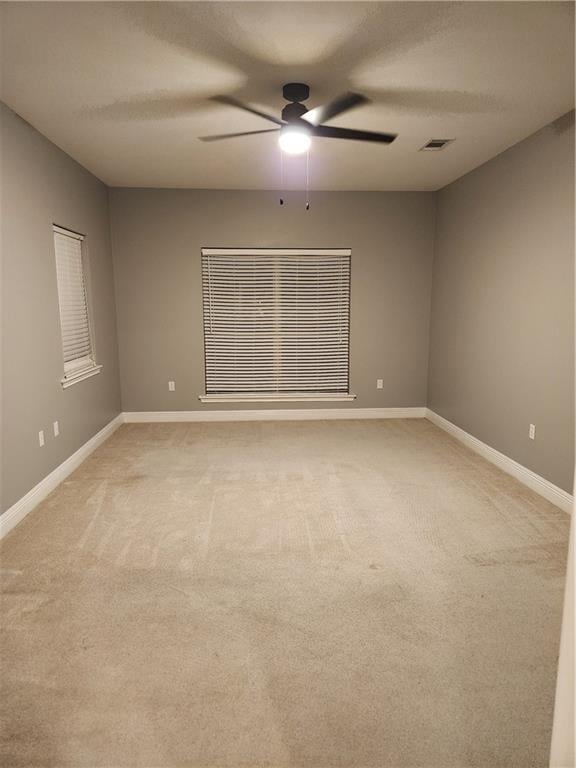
[53,225,101,387]
[200,248,354,402]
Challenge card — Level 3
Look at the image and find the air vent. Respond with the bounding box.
[420,139,454,151]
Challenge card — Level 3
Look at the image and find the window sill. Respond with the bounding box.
[61,365,102,389]
[199,393,356,403]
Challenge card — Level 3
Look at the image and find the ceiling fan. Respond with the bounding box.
[199,82,397,154]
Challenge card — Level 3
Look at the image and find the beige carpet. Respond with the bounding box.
[0,419,570,768]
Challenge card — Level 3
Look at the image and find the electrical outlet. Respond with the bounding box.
[53,420,59,437]
[376,379,384,390]
[38,430,45,447]
[529,424,536,440]
[168,381,176,392]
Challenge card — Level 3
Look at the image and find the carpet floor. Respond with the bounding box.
[0,419,570,768]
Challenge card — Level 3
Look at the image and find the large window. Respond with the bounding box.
[201,248,353,402]
[53,225,101,388]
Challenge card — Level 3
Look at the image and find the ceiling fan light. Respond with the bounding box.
[278,128,311,155]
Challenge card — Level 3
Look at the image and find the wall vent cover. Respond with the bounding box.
[420,138,454,151]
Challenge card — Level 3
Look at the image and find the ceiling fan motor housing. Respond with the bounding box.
[281,102,308,123]
[282,82,310,103]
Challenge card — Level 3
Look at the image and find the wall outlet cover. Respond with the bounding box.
[38,430,45,447]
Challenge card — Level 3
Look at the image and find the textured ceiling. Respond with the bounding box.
[1,1,574,191]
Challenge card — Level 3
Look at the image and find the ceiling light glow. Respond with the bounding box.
[279,128,311,155]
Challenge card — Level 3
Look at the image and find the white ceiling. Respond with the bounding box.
[1,2,574,191]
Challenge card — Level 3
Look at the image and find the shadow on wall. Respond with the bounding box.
[551,109,575,134]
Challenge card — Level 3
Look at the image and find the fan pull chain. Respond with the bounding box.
[305,149,311,210]
[279,150,285,206]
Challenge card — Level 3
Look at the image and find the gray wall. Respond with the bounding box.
[428,112,575,493]
[109,189,436,413]
[1,104,122,512]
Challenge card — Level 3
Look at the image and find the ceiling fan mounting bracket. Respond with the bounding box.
[282,83,310,103]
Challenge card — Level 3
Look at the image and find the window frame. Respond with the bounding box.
[199,247,355,403]
[53,225,102,388]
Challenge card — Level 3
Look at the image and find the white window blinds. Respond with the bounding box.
[202,248,351,398]
[53,226,95,380]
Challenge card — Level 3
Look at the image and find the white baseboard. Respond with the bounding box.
[426,409,573,514]
[0,413,124,540]
[123,407,427,423]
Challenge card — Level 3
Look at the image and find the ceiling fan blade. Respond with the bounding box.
[211,95,284,126]
[302,92,369,127]
[313,125,397,144]
[199,128,280,142]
